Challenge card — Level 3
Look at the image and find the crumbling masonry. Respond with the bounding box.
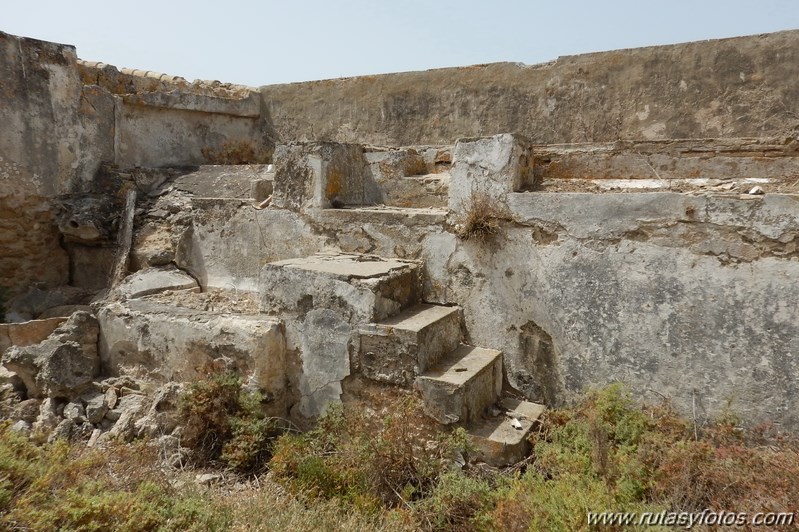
[1,29,798,462]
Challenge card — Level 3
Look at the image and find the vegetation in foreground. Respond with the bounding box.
[1,381,797,531]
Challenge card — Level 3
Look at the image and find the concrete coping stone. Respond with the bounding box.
[269,253,415,280]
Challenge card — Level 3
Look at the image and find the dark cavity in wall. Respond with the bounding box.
[517,320,562,406]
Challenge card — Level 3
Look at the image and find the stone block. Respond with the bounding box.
[168,164,273,199]
[5,286,92,322]
[112,266,199,300]
[2,311,99,399]
[448,133,535,215]
[272,142,377,210]
[97,300,286,395]
[416,344,502,425]
[0,317,67,355]
[260,253,420,324]
[358,304,462,386]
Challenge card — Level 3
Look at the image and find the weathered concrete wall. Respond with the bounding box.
[0,32,77,294]
[175,199,327,293]
[5,27,799,432]
[446,193,799,428]
[261,30,799,146]
[116,93,265,168]
[169,148,799,428]
[78,61,271,169]
[98,299,286,394]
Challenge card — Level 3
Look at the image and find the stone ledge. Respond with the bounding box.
[122,90,260,117]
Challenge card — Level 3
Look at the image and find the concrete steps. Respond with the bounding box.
[416,344,503,425]
[258,251,545,466]
[358,303,461,386]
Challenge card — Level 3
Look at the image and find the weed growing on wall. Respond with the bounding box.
[455,192,509,241]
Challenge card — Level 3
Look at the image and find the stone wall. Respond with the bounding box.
[174,188,799,428]
[170,135,799,428]
[77,60,271,171]
[0,33,77,294]
[261,30,799,146]
[0,31,273,296]
[4,28,799,430]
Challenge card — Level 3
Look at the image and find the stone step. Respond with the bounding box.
[416,344,502,425]
[470,398,546,466]
[358,303,462,386]
[259,253,421,324]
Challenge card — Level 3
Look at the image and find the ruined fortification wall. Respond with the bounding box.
[0,31,270,295]
[172,186,799,428]
[2,29,799,431]
[261,30,799,146]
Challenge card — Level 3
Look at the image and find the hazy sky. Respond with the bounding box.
[4,1,798,86]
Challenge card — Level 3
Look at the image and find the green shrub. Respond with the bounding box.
[270,399,471,511]
[484,384,799,531]
[412,471,498,530]
[0,423,228,531]
[179,372,285,473]
[483,385,665,531]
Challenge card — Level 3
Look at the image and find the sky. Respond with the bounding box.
[3,1,799,87]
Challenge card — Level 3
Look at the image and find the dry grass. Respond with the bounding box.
[215,476,415,532]
[3,382,798,530]
[0,424,227,531]
[455,192,510,241]
[178,371,288,473]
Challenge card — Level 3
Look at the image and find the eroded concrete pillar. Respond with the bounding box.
[448,133,536,216]
[272,142,375,210]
